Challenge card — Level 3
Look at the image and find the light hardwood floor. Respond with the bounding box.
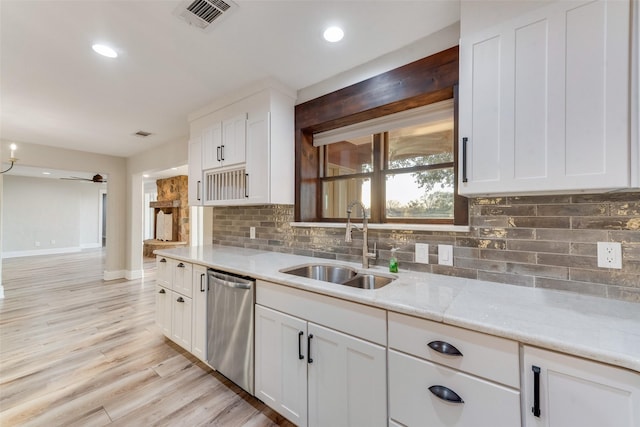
[0,250,295,427]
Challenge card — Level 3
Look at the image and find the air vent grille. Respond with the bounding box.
[134,130,152,137]
[176,0,236,32]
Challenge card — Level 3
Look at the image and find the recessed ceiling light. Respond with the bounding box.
[143,174,150,178]
[92,44,118,58]
[323,26,344,43]
[42,172,51,175]
[171,168,178,171]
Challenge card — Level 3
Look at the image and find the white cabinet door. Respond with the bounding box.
[255,305,308,427]
[171,260,192,298]
[221,113,247,167]
[307,322,386,427]
[155,284,171,337]
[245,112,270,204]
[191,265,208,362]
[188,136,203,206]
[523,346,640,427]
[459,0,632,195]
[156,256,170,287]
[171,291,192,351]
[389,350,520,427]
[202,122,223,170]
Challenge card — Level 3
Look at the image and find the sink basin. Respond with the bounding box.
[341,274,395,290]
[281,264,357,284]
[280,264,395,289]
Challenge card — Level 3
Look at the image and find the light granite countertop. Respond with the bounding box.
[154,245,640,373]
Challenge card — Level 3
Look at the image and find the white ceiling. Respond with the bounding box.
[0,0,461,159]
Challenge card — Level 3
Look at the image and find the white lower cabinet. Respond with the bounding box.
[388,312,521,426]
[155,284,171,337]
[191,264,208,361]
[389,350,520,427]
[255,305,308,426]
[255,280,387,427]
[307,323,386,427]
[522,346,640,427]
[170,290,192,351]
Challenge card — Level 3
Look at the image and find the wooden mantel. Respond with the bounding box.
[150,200,181,209]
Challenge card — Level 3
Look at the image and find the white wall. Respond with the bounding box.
[0,142,126,279]
[2,175,104,256]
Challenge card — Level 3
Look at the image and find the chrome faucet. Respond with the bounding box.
[345,200,377,269]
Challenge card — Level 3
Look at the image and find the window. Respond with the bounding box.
[316,99,461,224]
[294,46,467,225]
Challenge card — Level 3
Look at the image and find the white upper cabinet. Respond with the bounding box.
[459,0,634,195]
[188,136,202,206]
[189,82,295,206]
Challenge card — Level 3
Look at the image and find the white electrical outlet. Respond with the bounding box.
[415,243,429,264]
[438,244,454,266]
[50,240,56,245]
[597,242,622,269]
[35,241,40,247]
[250,227,256,239]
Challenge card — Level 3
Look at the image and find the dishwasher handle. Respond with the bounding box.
[215,279,252,290]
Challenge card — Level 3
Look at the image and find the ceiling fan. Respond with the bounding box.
[61,174,107,183]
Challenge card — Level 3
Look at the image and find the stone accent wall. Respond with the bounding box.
[211,192,640,303]
[156,176,189,243]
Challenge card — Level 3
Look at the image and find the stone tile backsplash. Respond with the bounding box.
[210,192,640,302]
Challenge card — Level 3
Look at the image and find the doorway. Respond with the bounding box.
[100,190,107,247]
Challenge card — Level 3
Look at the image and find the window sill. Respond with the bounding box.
[290,222,471,233]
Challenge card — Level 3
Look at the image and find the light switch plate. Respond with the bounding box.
[597,242,622,269]
[415,243,429,264]
[250,227,256,239]
[438,244,453,266]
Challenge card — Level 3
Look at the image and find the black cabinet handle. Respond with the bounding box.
[177,263,185,268]
[429,385,464,403]
[200,273,205,292]
[177,297,184,303]
[197,180,201,201]
[245,173,249,198]
[532,365,541,417]
[217,146,221,162]
[298,331,304,360]
[462,137,468,183]
[307,334,314,364]
[159,288,166,294]
[220,144,225,161]
[428,340,463,357]
[160,258,167,263]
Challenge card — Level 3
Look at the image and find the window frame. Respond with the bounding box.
[294,46,468,226]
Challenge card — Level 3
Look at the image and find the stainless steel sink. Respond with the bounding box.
[280,264,395,289]
[281,264,357,284]
[341,273,395,290]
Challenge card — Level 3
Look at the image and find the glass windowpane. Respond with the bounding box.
[387,112,454,169]
[385,168,454,219]
[322,177,371,218]
[325,135,373,177]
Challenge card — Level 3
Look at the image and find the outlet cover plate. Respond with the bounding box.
[415,243,429,264]
[438,244,453,266]
[597,242,622,269]
[250,227,256,239]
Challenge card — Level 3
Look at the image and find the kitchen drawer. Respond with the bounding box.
[389,349,520,427]
[388,311,519,388]
[156,256,171,287]
[256,280,386,346]
[170,259,193,297]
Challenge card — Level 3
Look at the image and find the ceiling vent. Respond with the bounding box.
[174,0,237,32]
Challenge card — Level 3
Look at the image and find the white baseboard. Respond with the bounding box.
[103,270,126,281]
[1,247,82,259]
[80,243,102,249]
[125,270,144,280]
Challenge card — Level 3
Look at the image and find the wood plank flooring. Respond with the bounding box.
[0,250,295,427]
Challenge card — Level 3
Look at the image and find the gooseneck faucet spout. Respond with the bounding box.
[345,201,377,268]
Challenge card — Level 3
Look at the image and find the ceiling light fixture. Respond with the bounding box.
[323,26,344,43]
[42,172,51,175]
[92,44,118,58]
[1,143,18,174]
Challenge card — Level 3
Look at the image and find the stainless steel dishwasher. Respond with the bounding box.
[207,269,255,395]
